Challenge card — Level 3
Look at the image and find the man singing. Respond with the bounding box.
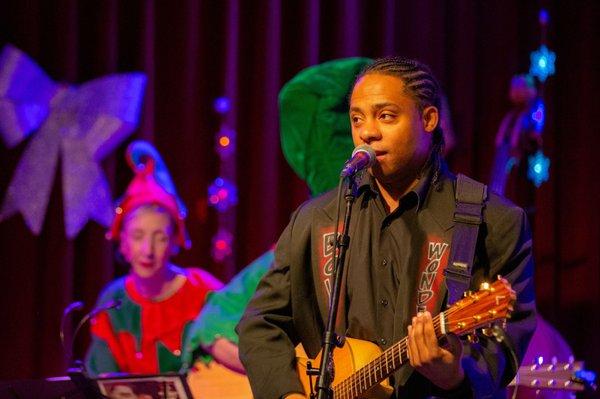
[237,56,536,398]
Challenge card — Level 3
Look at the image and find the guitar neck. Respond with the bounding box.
[333,311,447,398]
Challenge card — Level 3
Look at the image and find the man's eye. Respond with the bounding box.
[380,113,395,121]
[351,115,363,124]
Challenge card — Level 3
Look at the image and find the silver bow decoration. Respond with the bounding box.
[0,44,146,238]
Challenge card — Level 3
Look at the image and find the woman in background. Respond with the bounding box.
[85,141,242,375]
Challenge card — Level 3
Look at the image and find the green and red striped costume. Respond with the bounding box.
[85,268,222,375]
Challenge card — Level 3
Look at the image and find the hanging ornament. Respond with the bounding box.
[530,97,545,133]
[529,45,556,83]
[527,150,550,187]
[208,95,238,265]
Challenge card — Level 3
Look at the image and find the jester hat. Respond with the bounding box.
[107,140,190,248]
[279,57,373,196]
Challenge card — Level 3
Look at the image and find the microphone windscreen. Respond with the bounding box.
[352,144,376,166]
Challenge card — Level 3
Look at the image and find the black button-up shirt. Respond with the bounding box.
[345,167,453,391]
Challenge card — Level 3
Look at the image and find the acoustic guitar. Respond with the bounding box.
[296,277,516,399]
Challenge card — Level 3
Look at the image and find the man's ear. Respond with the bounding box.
[422,106,439,133]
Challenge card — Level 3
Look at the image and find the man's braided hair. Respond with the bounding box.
[355,56,445,187]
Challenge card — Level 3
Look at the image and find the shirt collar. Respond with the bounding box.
[356,160,437,212]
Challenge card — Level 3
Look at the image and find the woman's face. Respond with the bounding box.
[119,206,175,279]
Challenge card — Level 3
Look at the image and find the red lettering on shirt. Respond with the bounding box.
[319,227,338,297]
[416,238,449,313]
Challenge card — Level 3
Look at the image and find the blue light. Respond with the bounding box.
[530,45,556,82]
[574,369,597,385]
[213,96,231,114]
[527,150,550,187]
[538,9,549,26]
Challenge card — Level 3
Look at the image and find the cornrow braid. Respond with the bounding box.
[355,56,445,188]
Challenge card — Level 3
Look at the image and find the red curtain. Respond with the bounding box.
[0,0,597,382]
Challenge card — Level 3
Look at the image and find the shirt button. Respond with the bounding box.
[380,298,388,307]
[380,338,387,346]
[381,259,388,267]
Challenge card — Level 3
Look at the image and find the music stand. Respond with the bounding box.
[95,374,192,399]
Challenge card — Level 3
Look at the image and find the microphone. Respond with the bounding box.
[60,301,85,355]
[67,299,122,369]
[340,144,376,178]
[87,299,122,319]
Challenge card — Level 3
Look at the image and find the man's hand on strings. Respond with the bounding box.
[407,311,465,390]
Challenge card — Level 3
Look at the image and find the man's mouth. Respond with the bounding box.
[374,150,386,160]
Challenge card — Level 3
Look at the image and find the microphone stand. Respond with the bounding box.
[66,301,121,399]
[60,301,84,369]
[314,175,358,399]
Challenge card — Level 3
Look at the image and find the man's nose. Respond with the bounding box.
[358,120,381,143]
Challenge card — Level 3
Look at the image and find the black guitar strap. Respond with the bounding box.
[444,174,488,305]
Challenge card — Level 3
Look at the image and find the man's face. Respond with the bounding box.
[119,206,175,279]
[350,73,437,185]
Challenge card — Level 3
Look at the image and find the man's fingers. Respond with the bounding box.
[422,311,439,352]
[411,313,433,365]
[407,324,421,367]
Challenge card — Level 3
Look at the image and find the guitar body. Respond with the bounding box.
[187,360,253,399]
[296,337,394,398]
